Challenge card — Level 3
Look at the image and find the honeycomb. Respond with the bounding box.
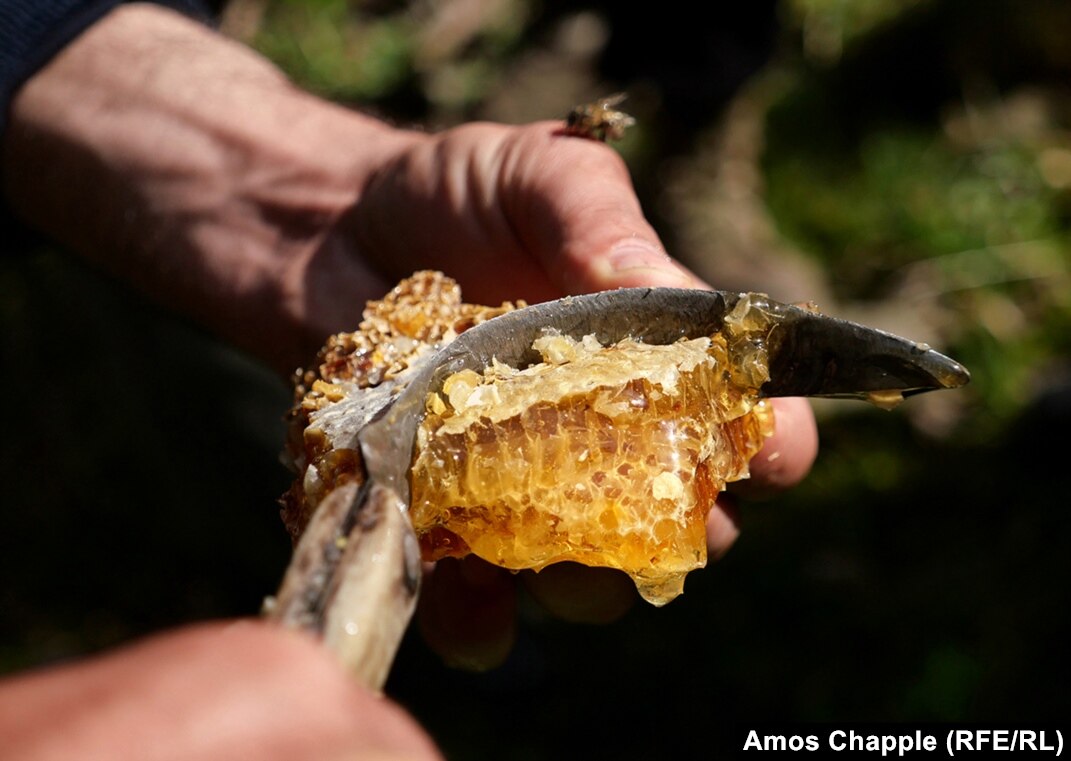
[281,271,521,538]
[285,272,775,606]
[409,331,774,605]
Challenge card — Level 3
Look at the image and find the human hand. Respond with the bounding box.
[1,3,817,674]
[340,122,819,668]
[0,621,441,761]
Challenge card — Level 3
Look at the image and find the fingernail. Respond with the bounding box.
[608,242,671,271]
[605,242,704,290]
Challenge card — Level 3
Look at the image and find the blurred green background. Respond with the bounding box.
[2,0,1069,756]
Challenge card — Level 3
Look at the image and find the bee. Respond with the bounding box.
[565,92,636,142]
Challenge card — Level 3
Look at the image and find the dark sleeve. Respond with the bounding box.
[0,0,214,136]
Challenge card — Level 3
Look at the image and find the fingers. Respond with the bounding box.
[362,120,820,665]
[418,558,635,673]
[735,397,819,499]
[416,557,517,672]
[417,558,635,673]
[521,562,636,624]
[706,494,743,560]
[0,621,441,761]
[706,397,818,556]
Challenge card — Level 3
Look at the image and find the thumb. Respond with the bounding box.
[506,121,706,295]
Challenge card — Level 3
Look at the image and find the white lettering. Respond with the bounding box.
[826,730,936,756]
[954,729,975,751]
[744,730,762,751]
[993,730,1010,751]
[743,730,819,752]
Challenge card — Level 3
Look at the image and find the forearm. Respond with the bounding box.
[1,3,417,372]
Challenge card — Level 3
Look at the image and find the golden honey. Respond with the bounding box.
[285,272,775,605]
[409,332,774,605]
